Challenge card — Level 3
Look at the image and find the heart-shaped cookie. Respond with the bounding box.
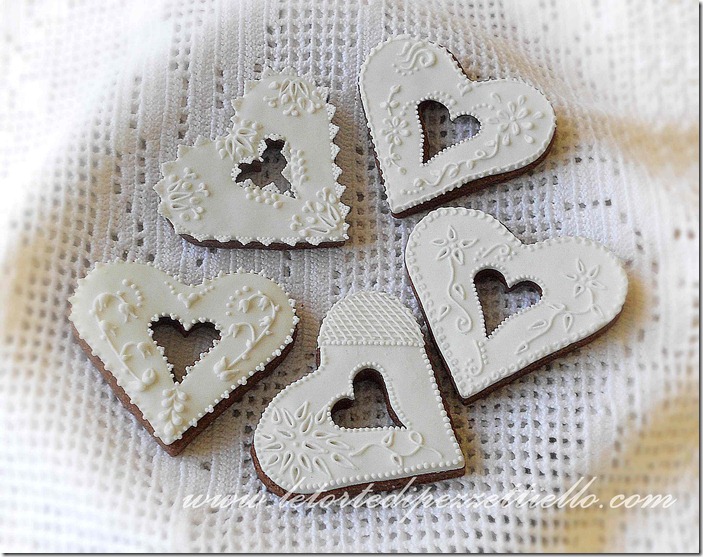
[405,208,627,402]
[154,70,349,248]
[69,261,298,455]
[360,36,556,216]
[252,291,464,497]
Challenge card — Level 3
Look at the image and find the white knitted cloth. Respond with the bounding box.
[0,0,698,552]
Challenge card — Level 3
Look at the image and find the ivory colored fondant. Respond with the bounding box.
[405,208,628,401]
[69,261,298,446]
[154,70,349,247]
[360,36,556,215]
[253,291,464,495]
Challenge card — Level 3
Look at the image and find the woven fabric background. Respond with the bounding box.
[0,0,698,552]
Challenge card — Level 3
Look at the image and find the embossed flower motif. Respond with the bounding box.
[165,168,209,222]
[217,120,262,160]
[565,259,606,298]
[381,116,410,146]
[264,78,325,117]
[290,187,344,238]
[257,402,356,484]
[432,225,478,265]
[487,95,540,146]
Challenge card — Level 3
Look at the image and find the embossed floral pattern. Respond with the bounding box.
[290,187,345,239]
[164,168,209,222]
[264,78,325,116]
[91,284,159,392]
[118,341,157,391]
[350,429,441,466]
[153,71,348,246]
[517,259,609,354]
[407,94,546,194]
[381,116,410,146]
[286,148,307,185]
[379,85,407,175]
[432,225,477,265]
[213,292,279,382]
[565,259,606,299]
[486,94,543,146]
[216,119,262,160]
[432,226,480,336]
[257,402,356,484]
[257,401,441,485]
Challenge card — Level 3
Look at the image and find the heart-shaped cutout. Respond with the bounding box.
[149,317,222,383]
[405,208,627,402]
[360,36,556,216]
[155,71,349,248]
[474,270,542,336]
[69,261,298,455]
[418,100,481,162]
[233,138,294,196]
[331,368,402,429]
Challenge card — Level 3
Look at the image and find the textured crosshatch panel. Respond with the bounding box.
[0,0,698,552]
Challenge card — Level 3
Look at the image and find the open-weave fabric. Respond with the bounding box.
[0,0,698,552]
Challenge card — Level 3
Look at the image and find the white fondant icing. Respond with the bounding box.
[253,291,464,495]
[405,208,628,400]
[154,70,349,247]
[359,36,557,215]
[69,261,298,445]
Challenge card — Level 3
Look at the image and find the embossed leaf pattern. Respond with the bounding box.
[379,86,400,110]
[91,288,162,392]
[382,431,395,447]
[217,119,262,160]
[516,341,529,354]
[437,304,450,321]
[259,402,359,484]
[164,169,209,222]
[563,313,573,332]
[159,385,188,437]
[290,187,345,238]
[215,293,278,381]
[137,342,153,358]
[264,78,325,117]
[227,323,243,338]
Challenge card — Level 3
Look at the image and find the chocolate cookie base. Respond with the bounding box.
[178,233,345,251]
